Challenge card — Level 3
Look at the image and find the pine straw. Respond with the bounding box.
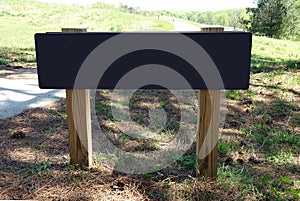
[0,166,235,201]
[0,70,299,200]
[0,96,237,201]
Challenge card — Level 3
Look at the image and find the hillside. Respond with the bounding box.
[0,0,174,48]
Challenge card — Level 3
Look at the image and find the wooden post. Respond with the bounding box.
[196,26,224,178]
[63,28,92,167]
[201,26,224,32]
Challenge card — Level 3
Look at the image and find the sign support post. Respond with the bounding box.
[63,28,92,167]
[196,26,224,178]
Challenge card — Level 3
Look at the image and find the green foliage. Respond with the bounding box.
[48,107,67,120]
[252,122,272,146]
[241,0,300,40]
[257,175,300,200]
[248,122,299,153]
[273,130,300,145]
[218,140,237,156]
[0,56,9,65]
[218,141,230,156]
[25,161,50,175]
[176,154,196,170]
[267,149,296,165]
[95,100,113,120]
[247,0,287,38]
[226,90,241,100]
[282,0,300,40]
[168,8,246,29]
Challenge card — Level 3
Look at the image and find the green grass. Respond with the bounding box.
[0,0,174,49]
[0,56,9,65]
[217,26,299,201]
[151,20,175,30]
[218,140,237,156]
[252,36,300,63]
[226,90,241,100]
[251,36,300,74]
[24,161,50,175]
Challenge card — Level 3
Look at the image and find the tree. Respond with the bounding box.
[282,0,300,40]
[217,12,229,26]
[246,0,288,38]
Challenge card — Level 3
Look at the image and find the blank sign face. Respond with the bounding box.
[34,32,252,90]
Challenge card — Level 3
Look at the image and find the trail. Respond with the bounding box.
[171,20,199,31]
[0,71,65,119]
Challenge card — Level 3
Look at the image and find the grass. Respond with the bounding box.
[0,0,300,200]
[251,36,300,73]
[25,161,50,175]
[0,0,174,49]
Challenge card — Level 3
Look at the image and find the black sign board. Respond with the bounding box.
[34,32,252,89]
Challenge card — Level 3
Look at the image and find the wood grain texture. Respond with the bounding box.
[62,28,87,33]
[201,27,224,32]
[196,90,220,178]
[197,26,223,178]
[63,28,92,167]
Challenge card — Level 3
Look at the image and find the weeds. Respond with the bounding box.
[25,161,50,175]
